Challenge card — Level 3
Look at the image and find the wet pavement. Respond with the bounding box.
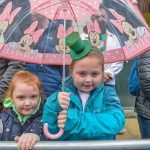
[116,110,140,140]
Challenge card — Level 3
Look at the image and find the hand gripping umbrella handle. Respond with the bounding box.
[43,123,64,139]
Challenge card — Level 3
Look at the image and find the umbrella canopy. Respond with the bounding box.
[98,0,150,63]
[30,0,99,21]
[0,0,149,65]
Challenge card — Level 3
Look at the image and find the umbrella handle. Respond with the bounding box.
[43,123,64,139]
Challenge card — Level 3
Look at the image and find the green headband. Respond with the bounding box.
[91,47,104,56]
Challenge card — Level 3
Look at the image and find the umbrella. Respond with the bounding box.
[0,0,149,64]
[0,0,150,139]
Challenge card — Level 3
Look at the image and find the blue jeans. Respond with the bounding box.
[137,114,150,139]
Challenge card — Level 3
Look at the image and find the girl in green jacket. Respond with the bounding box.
[42,32,125,140]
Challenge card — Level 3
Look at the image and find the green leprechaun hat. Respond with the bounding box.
[66,32,92,60]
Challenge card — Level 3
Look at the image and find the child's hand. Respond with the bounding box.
[102,72,112,83]
[58,92,70,109]
[57,110,67,129]
[15,133,40,150]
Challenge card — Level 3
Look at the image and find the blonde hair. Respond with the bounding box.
[69,50,104,73]
[6,71,42,99]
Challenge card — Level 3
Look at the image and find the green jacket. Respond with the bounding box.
[42,77,125,140]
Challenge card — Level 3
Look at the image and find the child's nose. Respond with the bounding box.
[85,76,92,82]
[24,99,31,105]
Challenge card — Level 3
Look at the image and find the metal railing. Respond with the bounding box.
[0,140,150,150]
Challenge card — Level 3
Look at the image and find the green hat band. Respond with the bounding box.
[91,47,104,56]
[74,45,86,54]
[66,32,92,60]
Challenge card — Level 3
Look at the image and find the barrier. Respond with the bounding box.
[0,140,150,150]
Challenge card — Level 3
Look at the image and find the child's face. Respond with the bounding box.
[12,82,40,116]
[72,57,103,93]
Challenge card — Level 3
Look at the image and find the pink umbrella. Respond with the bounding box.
[0,0,149,65]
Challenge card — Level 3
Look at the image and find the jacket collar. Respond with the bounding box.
[65,76,104,109]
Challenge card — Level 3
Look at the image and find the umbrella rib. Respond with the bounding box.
[67,1,78,21]
[33,2,64,21]
[75,0,97,13]
[53,5,63,21]
[69,2,97,14]
[33,2,60,12]
[33,1,97,15]
[67,2,97,22]
[32,1,98,21]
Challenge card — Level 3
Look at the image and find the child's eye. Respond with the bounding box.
[79,72,86,77]
[31,95,38,99]
[17,96,25,100]
[92,72,99,77]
